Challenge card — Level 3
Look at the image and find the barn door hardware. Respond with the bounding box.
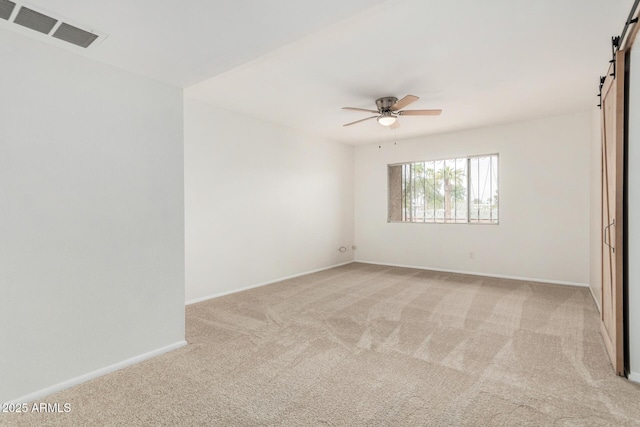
[597,76,606,108]
[611,36,621,77]
[597,0,639,101]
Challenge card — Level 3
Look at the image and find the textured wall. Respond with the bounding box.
[0,30,185,403]
[184,98,354,303]
[354,112,591,286]
[627,42,640,382]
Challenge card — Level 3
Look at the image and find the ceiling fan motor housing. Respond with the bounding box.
[376,97,398,112]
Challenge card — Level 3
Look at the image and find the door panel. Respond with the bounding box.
[600,50,625,375]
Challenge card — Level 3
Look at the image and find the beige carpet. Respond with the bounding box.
[3,263,640,426]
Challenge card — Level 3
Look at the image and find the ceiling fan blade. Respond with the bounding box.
[399,109,442,116]
[391,95,419,111]
[343,116,378,127]
[389,120,400,129]
[342,107,379,114]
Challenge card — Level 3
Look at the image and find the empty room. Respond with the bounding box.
[2,0,640,425]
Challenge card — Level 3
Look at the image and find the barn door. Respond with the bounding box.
[600,49,625,375]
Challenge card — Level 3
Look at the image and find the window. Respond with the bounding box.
[388,154,498,224]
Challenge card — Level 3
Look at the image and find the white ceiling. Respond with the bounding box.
[4,0,635,144]
[5,0,387,86]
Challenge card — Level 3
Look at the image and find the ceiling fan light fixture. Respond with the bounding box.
[377,112,396,126]
[342,95,441,128]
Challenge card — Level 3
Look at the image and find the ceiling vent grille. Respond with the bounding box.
[14,6,56,34]
[52,22,98,48]
[0,1,103,48]
[0,0,16,21]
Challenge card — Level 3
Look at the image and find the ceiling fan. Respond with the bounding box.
[342,95,441,129]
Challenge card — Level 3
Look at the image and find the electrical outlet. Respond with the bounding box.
[469,252,474,259]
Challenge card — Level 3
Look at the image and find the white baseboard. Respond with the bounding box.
[629,371,640,384]
[354,260,589,288]
[587,284,602,313]
[4,340,187,405]
[185,261,355,305]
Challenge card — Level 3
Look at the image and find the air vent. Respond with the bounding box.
[0,1,104,48]
[0,0,16,21]
[14,6,57,34]
[53,22,98,48]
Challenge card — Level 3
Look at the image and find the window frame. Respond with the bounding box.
[387,153,499,225]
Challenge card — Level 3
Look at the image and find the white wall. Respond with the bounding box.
[628,42,640,382]
[354,112,591,285]
[0,31,185,403]
[184,99,354,303]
